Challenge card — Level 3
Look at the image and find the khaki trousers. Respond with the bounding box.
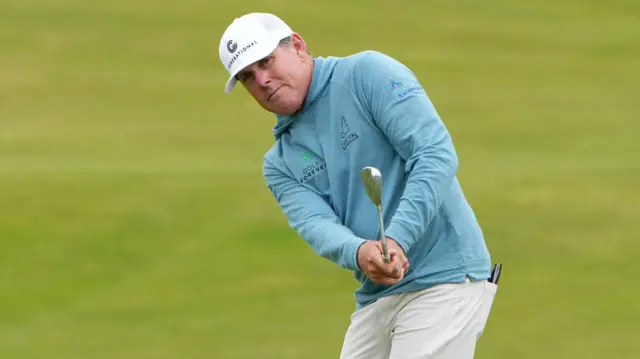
[339,278,498,359]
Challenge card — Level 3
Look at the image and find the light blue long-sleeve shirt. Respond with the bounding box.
[263,50,491,310]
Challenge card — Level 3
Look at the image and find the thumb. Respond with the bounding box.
[376,241,395,259]
[372,248,397,268]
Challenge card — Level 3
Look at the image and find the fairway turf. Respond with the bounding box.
[1,1,639,358]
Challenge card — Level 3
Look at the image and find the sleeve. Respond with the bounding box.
[353,51,459,254]
[263,158,367,272]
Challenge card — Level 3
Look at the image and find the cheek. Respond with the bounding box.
[281,71,301,91]
[246,84,267,100]
[281,86,300,101]
[274,63,298,83]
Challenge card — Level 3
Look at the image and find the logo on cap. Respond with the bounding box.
[226,40,259,70]
[227,40,238,53]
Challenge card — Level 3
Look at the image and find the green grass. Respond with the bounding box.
[1,0,639,358]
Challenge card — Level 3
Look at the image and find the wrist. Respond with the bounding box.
[354,239,368,271]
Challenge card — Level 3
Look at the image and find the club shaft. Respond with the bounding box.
[377,205,390,262]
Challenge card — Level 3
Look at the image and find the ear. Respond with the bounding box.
[290,33,307,55]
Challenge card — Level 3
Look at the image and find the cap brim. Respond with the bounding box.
[222,37,281,94]
[224,76,237,94]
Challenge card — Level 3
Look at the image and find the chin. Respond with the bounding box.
[271,108,297,116]
[270,100,302,116]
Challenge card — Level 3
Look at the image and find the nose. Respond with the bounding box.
[254,68,271,87]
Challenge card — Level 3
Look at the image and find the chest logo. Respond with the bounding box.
[296,152,327,184]
[390,79,402,90]
[340,116,359,151]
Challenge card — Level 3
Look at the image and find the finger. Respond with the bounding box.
[380,251,397,265]
[390,251,409,272]
[393,263,406,280]
[370,250,390,268]
[375,249,398,269]
[388,255,405,275]
[364,263,383,276]
[374,258,407,282]
[382,263,402,279]
[371,251,404,278]
[376,242,397,260]
[397,261,404,278]
[393,254,408,273]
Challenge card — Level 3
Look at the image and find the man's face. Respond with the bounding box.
[235,34,312,116]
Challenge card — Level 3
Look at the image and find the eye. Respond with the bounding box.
[237,72,254,84]
[258,56,274,68]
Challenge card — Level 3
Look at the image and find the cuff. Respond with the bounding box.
[344,237,368,272]
[385,222,415,255]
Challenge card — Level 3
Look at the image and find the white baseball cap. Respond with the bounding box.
[219,13,294,93]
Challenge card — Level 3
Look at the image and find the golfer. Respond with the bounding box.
[218,12,500,359]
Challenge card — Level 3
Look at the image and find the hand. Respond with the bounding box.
[381,237,409,272]
[357,239,409,286]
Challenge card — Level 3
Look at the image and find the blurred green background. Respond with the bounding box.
[1,0,638,358]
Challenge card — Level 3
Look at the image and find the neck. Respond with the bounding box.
[296,58,315,114]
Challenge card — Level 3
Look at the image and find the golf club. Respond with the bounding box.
[360,166,391,263]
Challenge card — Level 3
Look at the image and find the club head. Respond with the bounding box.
[360,166,383,206]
